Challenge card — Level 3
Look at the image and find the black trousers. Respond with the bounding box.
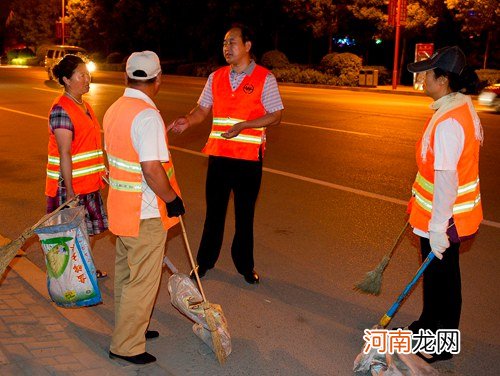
[409,237,462,333]
[196,156,262,275]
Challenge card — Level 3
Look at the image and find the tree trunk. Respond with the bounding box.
[328,31,333,54]
[483,30,492,70]
[398,33,406,84]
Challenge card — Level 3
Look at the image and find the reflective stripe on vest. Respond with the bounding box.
[47,150,105,180]
[412,186,481,215]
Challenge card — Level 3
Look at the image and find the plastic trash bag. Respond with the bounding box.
[34,207,102,308]
[164,256,231,357]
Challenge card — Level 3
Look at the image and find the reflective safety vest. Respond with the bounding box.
[45,95,105,197]
[103,96,181,237]
[409,103,482,237]
[202,65,268,161]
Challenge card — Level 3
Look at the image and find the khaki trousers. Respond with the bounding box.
[110,218,167,356]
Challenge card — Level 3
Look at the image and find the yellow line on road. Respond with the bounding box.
[0,106,47,120]
[281,121,381,137]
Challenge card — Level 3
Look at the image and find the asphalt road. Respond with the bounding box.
[0,66,499,375]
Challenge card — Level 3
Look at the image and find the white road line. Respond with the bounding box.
[32,87,61,93]
[169,145,500,229]
[2,106,498,229]
[0,106,47,120]
[281,121,381,137]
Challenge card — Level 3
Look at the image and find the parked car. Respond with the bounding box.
[6,47,37,65]
[44,45,96,81]
[478,84,500,113]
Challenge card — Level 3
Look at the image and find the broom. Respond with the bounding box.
[179,216,228,364]
[0,196,79,277]
[354,221,409,296]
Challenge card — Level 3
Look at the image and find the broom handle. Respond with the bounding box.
[386,221,410,259]
[30,195,80,232]
[179,216,208,303]
[378,252,435,328]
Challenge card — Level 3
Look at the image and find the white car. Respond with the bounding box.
[44,45,96,81]
[478,84,500,113]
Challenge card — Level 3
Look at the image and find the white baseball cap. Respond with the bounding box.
[126,51,161,80]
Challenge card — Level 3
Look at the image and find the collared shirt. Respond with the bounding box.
[198,60,284,113]
[123,88,170,219]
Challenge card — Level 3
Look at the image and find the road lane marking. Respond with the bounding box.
[2,106,498,229]
[169,145,500,229]
[32,87,61,93]
[0,106,47,120]
[281,121,381,137]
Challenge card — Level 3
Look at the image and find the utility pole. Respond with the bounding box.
[391,0,401,90]
[61,0,65,45]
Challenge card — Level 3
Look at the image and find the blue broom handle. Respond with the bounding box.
[379,253,435,327]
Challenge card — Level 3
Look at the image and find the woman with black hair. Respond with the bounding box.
[46,54,108,278]
[403,46,484,363]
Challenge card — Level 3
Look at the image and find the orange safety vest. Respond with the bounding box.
[45,95,105,197]
[103,96,181,237]
[409,103,482,237]
[202,65,268,161]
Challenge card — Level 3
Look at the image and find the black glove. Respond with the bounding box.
[166,195,185,217]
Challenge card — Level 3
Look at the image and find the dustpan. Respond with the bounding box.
[164,216,231,364]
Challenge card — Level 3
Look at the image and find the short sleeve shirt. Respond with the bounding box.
[124,88,170,219]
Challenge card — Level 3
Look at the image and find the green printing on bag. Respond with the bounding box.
[41,237,73,278]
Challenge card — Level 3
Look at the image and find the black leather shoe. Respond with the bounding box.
[243,270,259,284]
[145,330,159,340]
[190,265,209,279]
[109,351,156,364]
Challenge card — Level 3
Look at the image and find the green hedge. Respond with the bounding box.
[261,50,289,69]
[476,69,500,86]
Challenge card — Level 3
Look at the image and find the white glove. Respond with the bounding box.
[429,231,450,260]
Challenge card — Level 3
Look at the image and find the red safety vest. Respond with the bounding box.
[104,96,181,237]
[45,95,105,196]
[202,65,268,161]
[409,103,482,237]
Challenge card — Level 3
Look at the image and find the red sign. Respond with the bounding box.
[388,0,408,26]
[413,43,434,90]
[56,22,70,38]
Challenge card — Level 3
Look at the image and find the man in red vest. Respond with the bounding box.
[169,24,284,284]
[104,51,184,365]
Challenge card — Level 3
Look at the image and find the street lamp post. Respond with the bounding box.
[61,0,65,45]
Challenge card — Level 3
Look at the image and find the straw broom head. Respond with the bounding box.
[202,302,227,364]
[354,255,390,296]
[0,230,34,277]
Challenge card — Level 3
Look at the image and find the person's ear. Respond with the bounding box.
[62,76,70,86]
[245,41,252,53]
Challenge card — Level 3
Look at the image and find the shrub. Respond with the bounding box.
[476,69,500,86]
[90,51,105,63]
[261,50,289,69]
[320,52,362,77]
[106,52,124,64]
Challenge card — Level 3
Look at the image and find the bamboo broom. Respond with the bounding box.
[179,216,227,364]
[0,196,79,277]
[354,221,409,296]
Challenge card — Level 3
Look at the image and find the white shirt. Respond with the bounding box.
[413,117,465,238]
[124,88,170,219]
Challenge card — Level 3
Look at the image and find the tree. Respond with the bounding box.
[283,0,347,54]
[446,0,499,68]
[66,0,107,52]
[7,0,59,49]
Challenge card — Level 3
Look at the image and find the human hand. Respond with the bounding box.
[166,195,185,217]
[221,122,244,139]
[429,231,450,260]
[167,117,190,134]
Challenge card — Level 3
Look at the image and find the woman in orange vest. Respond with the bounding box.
[403,46,483,363]
[46,54,108,278]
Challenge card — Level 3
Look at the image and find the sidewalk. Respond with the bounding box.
[0,236,172,375]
